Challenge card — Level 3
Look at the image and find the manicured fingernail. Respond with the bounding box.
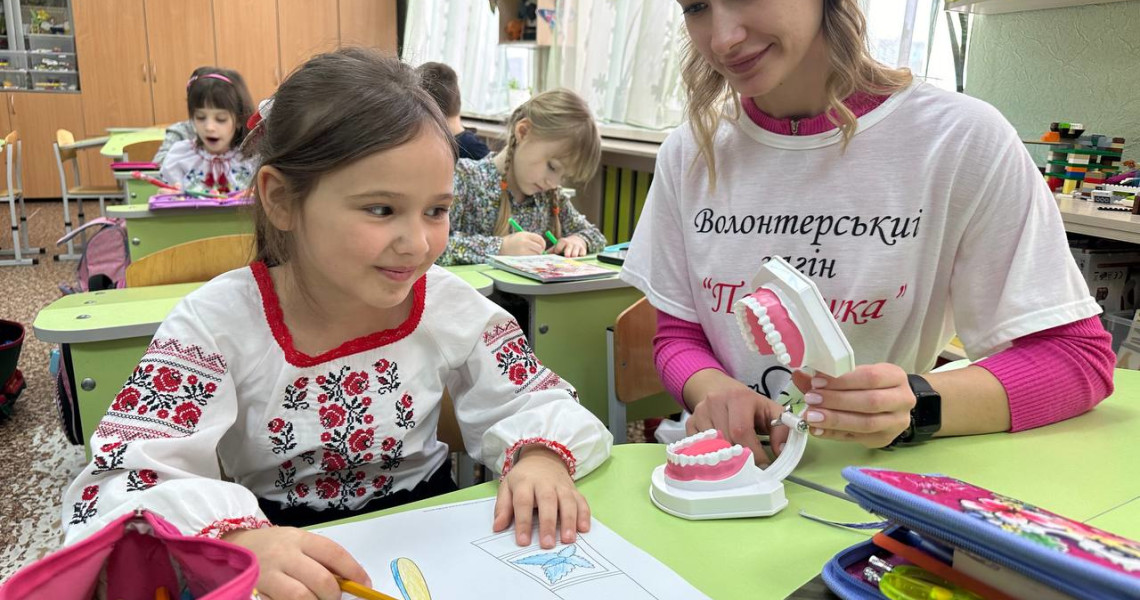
[806,410,824,423]
[543,534,554,547]
[778,443,786,454]
[564,528,573,540]
[812,427,825,436]
[811,377,827,389]
[804,392,822,405]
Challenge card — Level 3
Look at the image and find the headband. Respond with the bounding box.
[186,73,233,89]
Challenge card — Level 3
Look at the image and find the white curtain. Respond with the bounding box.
[544,0,688,130]
[403,0,511,116]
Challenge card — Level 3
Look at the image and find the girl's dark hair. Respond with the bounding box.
[186,67,254,149]
[245,47,457,266]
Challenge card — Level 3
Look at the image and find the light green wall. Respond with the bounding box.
[965,1,1140,163]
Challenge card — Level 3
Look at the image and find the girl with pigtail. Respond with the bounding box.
[438,88,608,266]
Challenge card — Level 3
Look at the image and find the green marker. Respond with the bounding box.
[543,231,558,245]
[507,217,524,233]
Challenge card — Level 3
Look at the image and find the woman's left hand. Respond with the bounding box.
[791,363,915,448]
[493,445,590,549]
[551,234,588,258]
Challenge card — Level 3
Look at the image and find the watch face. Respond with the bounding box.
[912,393,942,434]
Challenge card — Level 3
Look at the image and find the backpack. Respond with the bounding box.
[51,346,83,445]
[56,217,130,294]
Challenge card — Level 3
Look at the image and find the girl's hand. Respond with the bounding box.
[501,231,546,256]
[493,445,589,549]
[222,526,370,600]
[686,375,791,465]
[551,234,588,258]
[791,364,914,448]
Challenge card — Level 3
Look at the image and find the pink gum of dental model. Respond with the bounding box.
[664,432,752,482]
[740,288,806,369]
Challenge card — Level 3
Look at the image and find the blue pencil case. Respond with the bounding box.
[821,467,1140,600]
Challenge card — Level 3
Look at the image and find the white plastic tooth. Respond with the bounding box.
[697,454,710,466]
[773,342,787,355]
[765,331,781,345]
[716,448,731,462]
[778,352,792,365]
[762,324,775,335]
[666,450,677,465]
[731,445,744,456]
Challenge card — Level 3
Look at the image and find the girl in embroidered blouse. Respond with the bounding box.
[159,68,258,196]
[63,48,612,600]
[437,89,608,266]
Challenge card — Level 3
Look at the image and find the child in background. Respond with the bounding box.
[437,89,607,266]
[417,61,491,160]
[160,68,257,195]
[152,66,221,164]
[63,48,611,599]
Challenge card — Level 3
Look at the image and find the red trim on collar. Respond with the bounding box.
[250,261,426,368]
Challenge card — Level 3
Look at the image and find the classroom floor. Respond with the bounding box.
[0,200,651,580]
[0,200,89,581]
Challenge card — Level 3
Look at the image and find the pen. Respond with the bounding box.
[543,230,558,245]
[507,217,524,233]
[336,577,399,600]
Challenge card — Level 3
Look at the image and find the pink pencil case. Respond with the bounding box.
[0,509,258,600]
[111,161,160,171]
[148,192,252,210]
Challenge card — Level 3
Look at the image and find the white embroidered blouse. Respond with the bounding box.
[159,139,257,195]
[61,263,612,542]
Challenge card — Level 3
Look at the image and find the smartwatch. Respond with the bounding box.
[891,374,942,446]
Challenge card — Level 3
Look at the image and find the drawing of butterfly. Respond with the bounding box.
[512,544,595,584]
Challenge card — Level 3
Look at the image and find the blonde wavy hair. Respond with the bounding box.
[493,88,602,238]
[682,0,912,189]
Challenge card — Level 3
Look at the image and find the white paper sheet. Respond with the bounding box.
[313,497,710,600]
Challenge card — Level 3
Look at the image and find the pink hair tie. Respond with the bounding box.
[186,73,234,89]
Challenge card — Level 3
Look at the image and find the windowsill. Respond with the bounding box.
[461,111,670,159]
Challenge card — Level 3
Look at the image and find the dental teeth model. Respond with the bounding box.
[649,256,856,520]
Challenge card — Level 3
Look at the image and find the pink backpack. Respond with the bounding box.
[0,509,258,600]
[56,218,130,294]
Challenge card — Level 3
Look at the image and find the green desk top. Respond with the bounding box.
[113,169,160,181]
[100,128,165,157]
[106,203,247,219]
[33,266,496,342]
[482,255,629,295]
[319,371,1140,600]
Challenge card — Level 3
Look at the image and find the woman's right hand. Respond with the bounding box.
[222,526,370,600]
[683,369,790,464]
[500,231,546,256]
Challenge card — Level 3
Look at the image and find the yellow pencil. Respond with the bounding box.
[336,577,399,600]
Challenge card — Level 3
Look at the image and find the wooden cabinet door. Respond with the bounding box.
[75,0,155,132]
[10,93,90,198]
[145,0,217,126]
[214,0,280,105]
[339,0,397,55]
[278,0,339,76]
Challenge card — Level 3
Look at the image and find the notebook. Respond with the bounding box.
[486,255,616,283]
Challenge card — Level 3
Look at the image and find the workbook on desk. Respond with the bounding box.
[486,255,614,283]
[313,497,710,599]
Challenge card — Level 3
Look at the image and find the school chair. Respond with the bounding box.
[1,131,42,266]
[54,129,125,261]
[437,390,483,489]
[121,139,162,163]
[124,233,255,287]
[606,297,676,444]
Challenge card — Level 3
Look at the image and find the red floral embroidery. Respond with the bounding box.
[152,366,182,392]
[112,387,142,412]
[295,482,309,498]
[373,358,400,395]
[321,450,348,472]
[485,322,545,391]
[126,469,159,491]
[172,403,202,428]
[316,477,341,499]
[70,485,99,524]
[508,363,527,385]
[268,418,285,433]
[500,437,577,479]
[267,418,297,455]
[92,441,128,474]
[342,371,370,397]
[395,393,415,429]
[197,516,271,539]
[319,404,347,429]
[348,429,374,453]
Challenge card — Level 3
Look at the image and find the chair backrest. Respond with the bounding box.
[437,389,464,453]
[124,234,256,287]
[56,129,78,161]
[123,139,162,163]
[613,297,665,404]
